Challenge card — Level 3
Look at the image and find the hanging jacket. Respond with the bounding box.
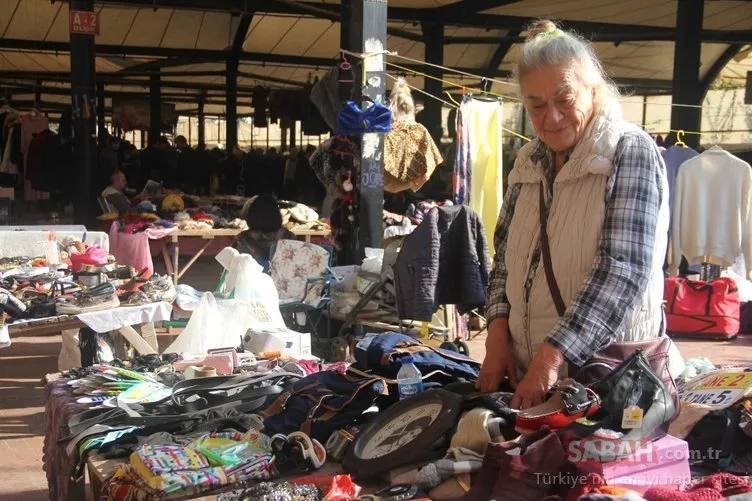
[394,204,489,321]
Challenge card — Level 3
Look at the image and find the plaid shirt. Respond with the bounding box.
[486,131,665,366]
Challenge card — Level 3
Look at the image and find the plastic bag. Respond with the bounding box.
[164,293,286,354]
[361,247,384,274]
[290,474,361,501]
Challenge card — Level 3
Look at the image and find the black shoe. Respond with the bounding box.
[557,350,676,463]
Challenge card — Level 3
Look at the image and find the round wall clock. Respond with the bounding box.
[343,389,463,480]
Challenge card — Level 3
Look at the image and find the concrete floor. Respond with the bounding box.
[1,257,751,500]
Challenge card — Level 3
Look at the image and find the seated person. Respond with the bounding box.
[239,193,293,268]
[101,170,133,213]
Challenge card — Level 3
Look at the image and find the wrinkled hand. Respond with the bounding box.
[476,319,518,392]
[511,342,565,410]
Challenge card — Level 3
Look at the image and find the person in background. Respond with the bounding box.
[283,147,299,200]
[158,136,180,190]
[175,135,199,194]
[295,144,321,206]
[101,170,132,213]
[239,192,293,270]
[98,136,121,190]
[223,145,244,195]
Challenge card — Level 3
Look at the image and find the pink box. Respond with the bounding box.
[579,434,691,490]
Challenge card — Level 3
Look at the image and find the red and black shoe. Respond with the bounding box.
[515,378,600,434]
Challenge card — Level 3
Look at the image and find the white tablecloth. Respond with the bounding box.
[0,301,172,349]
[1,228,109,257]
[77,302,172,333]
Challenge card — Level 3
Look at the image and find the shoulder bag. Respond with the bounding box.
[537,182,679,414]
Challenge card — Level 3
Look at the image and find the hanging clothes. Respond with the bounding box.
[662,145,698,232]
[453,96,503,254]
[21,113,50,202]
[670,146,752,278]
[454,103,472,206]
[384,120,443,193]
[661,144,700,273]
[0,115,21,176]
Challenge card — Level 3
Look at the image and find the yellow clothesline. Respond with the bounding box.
[342,48,709,110]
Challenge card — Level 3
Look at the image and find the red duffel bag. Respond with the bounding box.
[664,276,740,339]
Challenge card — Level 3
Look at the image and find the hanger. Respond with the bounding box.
[467,77,500,103]
[674,130,687,148]
[338,51,354,84]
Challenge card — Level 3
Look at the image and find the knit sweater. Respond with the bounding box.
[670,146,752,278]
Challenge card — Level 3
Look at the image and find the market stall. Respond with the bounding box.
[37,326,752,501]
[0,227,170,355]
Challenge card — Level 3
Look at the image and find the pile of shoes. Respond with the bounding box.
[118,275,176,306]
[56,282,120,314]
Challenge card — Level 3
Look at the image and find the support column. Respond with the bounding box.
[69,0,97,226]
[354,0,386,259]
[197,91,206,146]
[669,0,703,149]
[421,22,444,143]
[97,81,106,141]
[149,73,161,145]
[226,54,239,150]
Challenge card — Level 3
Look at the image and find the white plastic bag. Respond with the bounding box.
[361,247,384,274]
[164,293,287,354]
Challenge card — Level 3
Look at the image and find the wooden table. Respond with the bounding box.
[288,227,331,243]
[159,228,243,285]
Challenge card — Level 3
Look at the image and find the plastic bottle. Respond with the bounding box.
[396,356,424,400]
[45,230,60,266]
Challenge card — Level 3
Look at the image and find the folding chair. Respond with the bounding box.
[268,239,334,339]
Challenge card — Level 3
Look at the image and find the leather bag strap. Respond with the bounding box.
[539,181,566,317]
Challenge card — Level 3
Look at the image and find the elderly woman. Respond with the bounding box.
[478,20,669,410]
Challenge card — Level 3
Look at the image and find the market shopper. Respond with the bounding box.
[478,20,670,409]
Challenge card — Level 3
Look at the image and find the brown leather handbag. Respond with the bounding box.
[537,182,679,412]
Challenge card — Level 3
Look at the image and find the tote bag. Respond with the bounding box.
[664,277,740,339]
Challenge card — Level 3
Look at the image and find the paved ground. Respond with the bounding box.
[1,256,751,500]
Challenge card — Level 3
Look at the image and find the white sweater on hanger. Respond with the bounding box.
[670,146,752,278]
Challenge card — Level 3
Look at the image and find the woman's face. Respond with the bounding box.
[521,63,595,153]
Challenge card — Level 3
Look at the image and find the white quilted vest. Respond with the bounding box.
[505,105,669,369]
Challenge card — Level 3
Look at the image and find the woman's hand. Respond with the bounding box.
[511,342,565,409]
[476,319,518,392]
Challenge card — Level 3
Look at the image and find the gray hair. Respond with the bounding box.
[515,20,620,114]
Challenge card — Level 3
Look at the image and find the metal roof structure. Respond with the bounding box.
[1,0,751,117]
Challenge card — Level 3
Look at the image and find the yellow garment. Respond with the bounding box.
[465,99,503,256]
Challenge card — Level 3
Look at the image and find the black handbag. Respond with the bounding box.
[559,349,676,460]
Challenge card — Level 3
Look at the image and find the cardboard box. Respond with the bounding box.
[243,328,312,358]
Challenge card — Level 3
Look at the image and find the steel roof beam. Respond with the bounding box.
[98,0,678,35]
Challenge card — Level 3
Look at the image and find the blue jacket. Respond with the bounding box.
[394,205,490,321]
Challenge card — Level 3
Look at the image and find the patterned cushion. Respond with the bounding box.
[269,240,330,304]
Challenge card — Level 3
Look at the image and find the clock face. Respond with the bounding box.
[359,402,443,460]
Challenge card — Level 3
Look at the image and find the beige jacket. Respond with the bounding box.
[504,105,669,369]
